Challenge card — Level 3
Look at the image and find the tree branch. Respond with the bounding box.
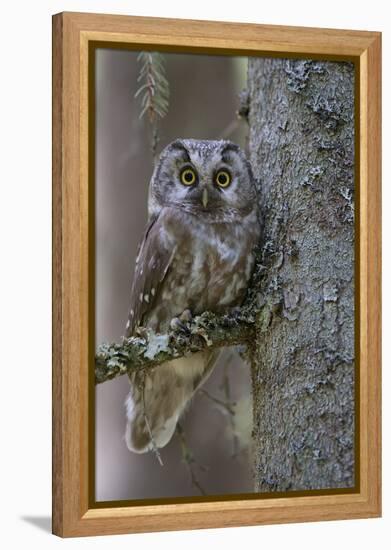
[95,310,256,385]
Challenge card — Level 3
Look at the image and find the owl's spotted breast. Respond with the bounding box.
[144,206,259,332]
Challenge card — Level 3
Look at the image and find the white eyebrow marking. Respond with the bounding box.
[144,294,150,303]
[139,293,143,303]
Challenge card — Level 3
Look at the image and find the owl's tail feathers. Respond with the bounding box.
[124,351,219,454]
[124,389,178,454]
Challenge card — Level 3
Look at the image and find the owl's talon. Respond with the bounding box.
[170,316,190,334]
[179,309,192,323]
[135,326,148,338]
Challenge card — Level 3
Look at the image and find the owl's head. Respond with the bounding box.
[148,139,257,222]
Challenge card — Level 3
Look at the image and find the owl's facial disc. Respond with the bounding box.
[176,159,238,211]
[150,139,256,220]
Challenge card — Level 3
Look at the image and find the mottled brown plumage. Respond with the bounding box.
[124,139,259,453]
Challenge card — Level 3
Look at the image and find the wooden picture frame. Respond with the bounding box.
[52,11,381,537]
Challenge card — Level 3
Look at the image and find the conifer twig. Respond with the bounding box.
[135,52,169,161]
[176,423,206,495]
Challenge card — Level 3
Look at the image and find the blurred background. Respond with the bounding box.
[95,48,254,501]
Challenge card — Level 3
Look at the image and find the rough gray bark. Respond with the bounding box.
[248,58,355,491]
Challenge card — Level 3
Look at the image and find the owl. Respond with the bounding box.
[124,139,259,454]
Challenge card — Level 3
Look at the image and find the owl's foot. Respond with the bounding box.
[169,309,193,334]
[179,309,192,323]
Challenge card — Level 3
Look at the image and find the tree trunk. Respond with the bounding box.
[247,58,355,491]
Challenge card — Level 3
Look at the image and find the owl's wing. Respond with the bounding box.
[125,213,176,336]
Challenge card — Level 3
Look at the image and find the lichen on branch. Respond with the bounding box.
[95,310,256,385]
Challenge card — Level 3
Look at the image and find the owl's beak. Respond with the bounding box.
[202,187,209,208]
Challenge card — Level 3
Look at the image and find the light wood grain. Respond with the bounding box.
[68,11,379,56]
[52,11,381,537]
[52,12,63,537]
[361,34,382,513]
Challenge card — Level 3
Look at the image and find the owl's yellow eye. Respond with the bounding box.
[180,167,197,186]
[215,170,231,188]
